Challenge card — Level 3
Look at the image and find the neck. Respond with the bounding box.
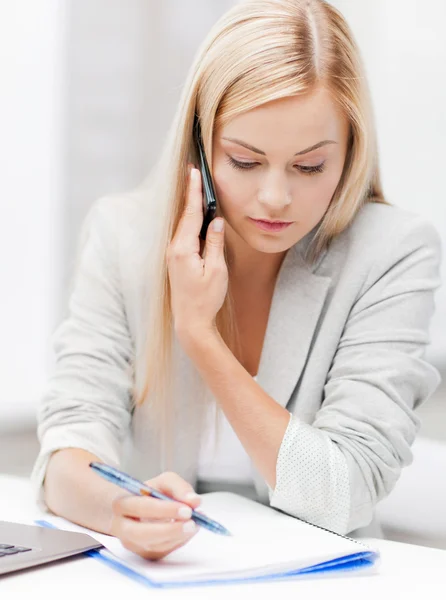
[225,228,287,289]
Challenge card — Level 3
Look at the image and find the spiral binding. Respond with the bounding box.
[274,507,377,553]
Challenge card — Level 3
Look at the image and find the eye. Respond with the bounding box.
[225,156,257,170]
[298,163,326,175]
[225,156,326,175]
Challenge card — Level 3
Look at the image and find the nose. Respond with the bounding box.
[258,172,292,213]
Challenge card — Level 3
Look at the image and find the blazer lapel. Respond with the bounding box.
[255,234,331,410]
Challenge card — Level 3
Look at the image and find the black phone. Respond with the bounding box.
[193,113,218,241]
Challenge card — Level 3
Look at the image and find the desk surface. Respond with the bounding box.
[1,475,445,599]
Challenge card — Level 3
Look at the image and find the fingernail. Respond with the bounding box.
[212,218,224,233]
[183,520,196,534]
[185,491,200,502]
[178,506,192,519]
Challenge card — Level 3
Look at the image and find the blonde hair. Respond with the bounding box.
[132,0,388,464]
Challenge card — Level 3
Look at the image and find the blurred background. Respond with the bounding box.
[1,1,445,548]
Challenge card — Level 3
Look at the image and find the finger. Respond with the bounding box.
[137,537,193,562]
[172,168,203,250]
[203,218,225,268]
[151,535,194,557]
[149,472,201,508]
[118,516,197,550]
[113,495,193,522]
[121,527,197,561]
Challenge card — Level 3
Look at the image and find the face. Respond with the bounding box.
[211,87,350,266]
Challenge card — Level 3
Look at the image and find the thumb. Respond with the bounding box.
[204,218,225,264]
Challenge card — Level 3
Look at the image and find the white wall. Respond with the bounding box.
[332,0,446,368]
[61,0,239,291]
[0,1,67,429]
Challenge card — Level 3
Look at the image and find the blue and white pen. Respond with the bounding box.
[89,462,232,537]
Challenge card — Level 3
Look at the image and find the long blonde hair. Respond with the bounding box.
[132,0,388,459]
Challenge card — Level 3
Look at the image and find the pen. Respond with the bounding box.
[89,462,232,536]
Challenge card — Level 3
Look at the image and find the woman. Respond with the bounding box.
[32,0,442,561]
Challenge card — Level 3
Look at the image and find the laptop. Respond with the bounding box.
[0,520,103,575]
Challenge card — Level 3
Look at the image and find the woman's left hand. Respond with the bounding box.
[167,165,228,343]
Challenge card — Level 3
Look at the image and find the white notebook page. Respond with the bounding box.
[44,492,377,583]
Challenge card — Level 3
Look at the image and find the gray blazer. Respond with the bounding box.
[31,189,442,536]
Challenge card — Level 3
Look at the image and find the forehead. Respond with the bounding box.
[218,87,348,147]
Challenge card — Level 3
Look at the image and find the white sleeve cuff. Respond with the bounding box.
[268,414,351,534]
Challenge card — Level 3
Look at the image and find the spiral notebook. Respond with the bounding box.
[36,492,379,588]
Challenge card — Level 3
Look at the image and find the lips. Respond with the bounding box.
[256,220,291,225]
[250,218,293,232]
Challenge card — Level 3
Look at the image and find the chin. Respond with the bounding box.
[245,235,293,254]
[225,220,293,253]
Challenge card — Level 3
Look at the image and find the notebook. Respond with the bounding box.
[36,492,379,588]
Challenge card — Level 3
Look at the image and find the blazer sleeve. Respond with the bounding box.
[268,216,442,534]
[30,197,134,509]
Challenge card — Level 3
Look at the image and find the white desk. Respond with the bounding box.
[1,475,445,599]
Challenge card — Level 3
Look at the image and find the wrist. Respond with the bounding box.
[175,323,221,354]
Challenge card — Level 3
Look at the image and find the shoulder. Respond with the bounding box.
[346,201,441,253]
[331,201,442,271]
[316,201,442,297]
[84,185,158,257]
[87,186,150,236]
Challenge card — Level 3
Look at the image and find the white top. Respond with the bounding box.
[197,376,258,484]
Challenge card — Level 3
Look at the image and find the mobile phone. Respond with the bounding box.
[193,113,218,241]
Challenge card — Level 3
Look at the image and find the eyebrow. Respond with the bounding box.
[221,137,337,156]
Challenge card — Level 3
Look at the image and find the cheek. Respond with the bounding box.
[319,170,342,201]
[297,168,341,197]
[213,164,250,214]
[295,169,343,220]
[319,165,344,207]
[311,155,345,197]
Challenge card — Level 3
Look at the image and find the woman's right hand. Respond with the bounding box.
[109,471,202,561]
